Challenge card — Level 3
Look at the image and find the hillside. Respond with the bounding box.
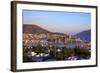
[23,24,68,36]
[23,24,51,34]
[73,30,91,42]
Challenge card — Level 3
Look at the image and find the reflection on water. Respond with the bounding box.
[66,42,81,48]
[43,42,82,48]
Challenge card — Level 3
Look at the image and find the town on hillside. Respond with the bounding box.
[23,25,91,62]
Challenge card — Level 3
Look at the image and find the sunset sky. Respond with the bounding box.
[23,10,91,35]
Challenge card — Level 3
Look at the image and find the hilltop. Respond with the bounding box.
[23,24,51,34]
[73,30,91,42]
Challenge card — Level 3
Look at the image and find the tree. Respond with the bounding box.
[56,53,65,60]
[74,47,90,59]
[63,48,75,57]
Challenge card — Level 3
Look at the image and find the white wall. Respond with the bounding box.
[0,0,99,73]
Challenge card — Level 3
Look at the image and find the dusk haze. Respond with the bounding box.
[23,10,91,35]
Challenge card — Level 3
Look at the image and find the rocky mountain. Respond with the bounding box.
[23,24,51,34]
[23,24,68,37]
[73,30,91,42]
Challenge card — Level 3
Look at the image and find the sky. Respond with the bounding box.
[23,10,91,35]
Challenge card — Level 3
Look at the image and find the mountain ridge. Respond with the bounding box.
[73,30,91,42]
[23,24,51,34]
[23,24,68,36]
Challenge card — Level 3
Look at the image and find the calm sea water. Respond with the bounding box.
[49,42,82,48]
